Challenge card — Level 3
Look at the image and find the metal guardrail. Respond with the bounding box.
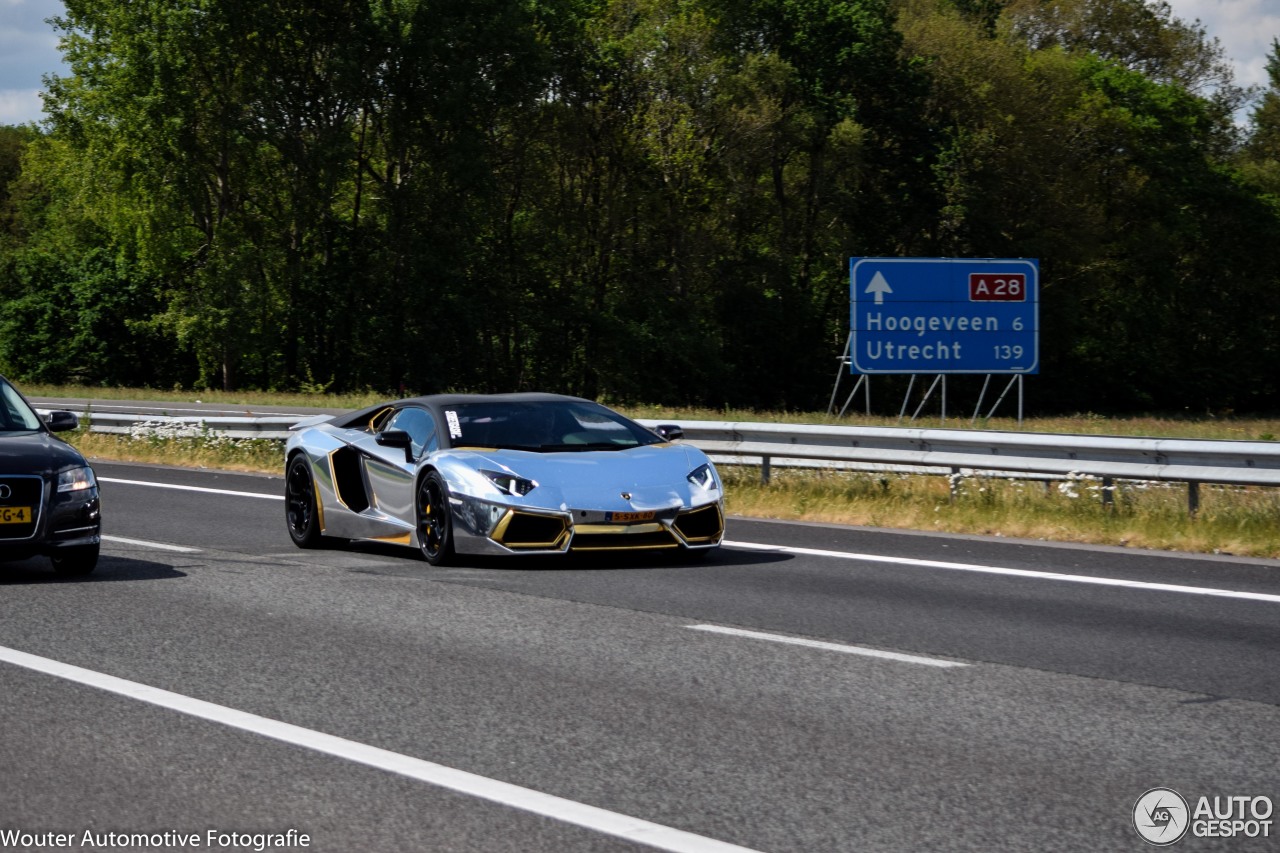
[49,410,298,441]
[643,421,1280,485]
[45,407,1280,513]
[633,421,1280,515]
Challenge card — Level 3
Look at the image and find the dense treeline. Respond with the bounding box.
[1,0,1278,413]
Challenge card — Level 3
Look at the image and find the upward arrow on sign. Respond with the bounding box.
[865,271,892,305]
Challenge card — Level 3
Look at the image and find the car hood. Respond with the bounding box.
[0,431,89,475]
[451,444,709,512]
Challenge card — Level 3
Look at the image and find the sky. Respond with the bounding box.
[1,0,1278,126]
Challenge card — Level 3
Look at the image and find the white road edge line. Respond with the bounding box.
[0,646,762,853]
[100,477,282,501]
[687,624,967,668]
[102,535,202,553]
[724,540,1280,604]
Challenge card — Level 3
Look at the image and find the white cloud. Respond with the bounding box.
[1163,0,1278,89]
[0,87,44,124]
[0,0,64,124]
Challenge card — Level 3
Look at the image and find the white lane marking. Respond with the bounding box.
[724,540,1280,605]
[100,477,282,501]
[0,646,762,853]
[102,535,202,553]
[688,624,966,668]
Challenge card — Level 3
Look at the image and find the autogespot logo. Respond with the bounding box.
[1134,788,1191,846]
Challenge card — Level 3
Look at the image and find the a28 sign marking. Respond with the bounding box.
[970,273,1026,302]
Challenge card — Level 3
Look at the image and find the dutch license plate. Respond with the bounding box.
[607,511,656,523]
[0,506,32,524]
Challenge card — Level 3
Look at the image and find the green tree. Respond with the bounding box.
[1241,39,1280,196]
[1041,56,1279,410]
[505,0,732,401]
[0,125,39,249]
[1003,0,1245,142]
[700,0,937,406]
[0,129,190,384]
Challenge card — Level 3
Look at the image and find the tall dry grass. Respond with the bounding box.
[721,467,1280,558]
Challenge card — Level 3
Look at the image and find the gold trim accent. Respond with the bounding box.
[317,450,344,530]
[574,522,664,535]
[571,542,680,551]
[369,533,412,545]
[326,448,353,511]
[368,406,395,431]
[316,483,327,533]
[490,508,516,541]
[568,522,681,551]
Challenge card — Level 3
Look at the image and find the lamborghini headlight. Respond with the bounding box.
[482,470,538,496]
[57,466,97,493]
[687,463,718,492]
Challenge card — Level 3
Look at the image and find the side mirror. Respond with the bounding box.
[654,424,684,441]
[44,411,80,433]
[376,429,414,461]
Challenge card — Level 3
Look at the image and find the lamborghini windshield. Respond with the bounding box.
[0,378,43,434]
[444,400,664,452]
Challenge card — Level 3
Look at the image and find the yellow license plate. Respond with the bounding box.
[0,506,32,524]
[607,511,656,523]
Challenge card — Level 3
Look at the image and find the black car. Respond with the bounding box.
[0,376,101,575]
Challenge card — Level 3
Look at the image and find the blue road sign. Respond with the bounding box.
[850,257,1039,374]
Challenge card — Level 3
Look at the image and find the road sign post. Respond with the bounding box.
[849,258,1039,375]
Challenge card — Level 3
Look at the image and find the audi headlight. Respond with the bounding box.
[482,470,537,496]
[57,465,97,493]
[687,463,718,491]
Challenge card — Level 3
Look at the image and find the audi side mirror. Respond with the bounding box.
[44,411,80,433]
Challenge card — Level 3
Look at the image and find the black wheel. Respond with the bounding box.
[51,543,98,576]
[286,454,323,548]
[417,471,454,566]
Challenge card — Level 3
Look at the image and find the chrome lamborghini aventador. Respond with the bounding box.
[284,393,723,564]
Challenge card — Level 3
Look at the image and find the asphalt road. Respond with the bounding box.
[2,461,1278,852]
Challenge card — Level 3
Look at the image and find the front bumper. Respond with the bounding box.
[449,494,724,557]
[0,479,101,561]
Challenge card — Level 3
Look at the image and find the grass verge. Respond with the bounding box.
[71,431,283,474]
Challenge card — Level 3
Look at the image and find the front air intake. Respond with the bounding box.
[494,511,570,550]
[673,504,723,544]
